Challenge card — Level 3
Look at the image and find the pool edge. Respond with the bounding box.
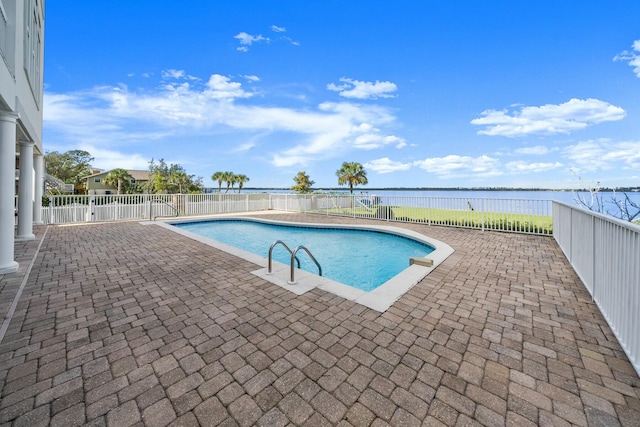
[148,215,455,312]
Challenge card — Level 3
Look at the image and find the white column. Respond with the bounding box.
[0,112,19,274]
[16,140,35,240]
[33,154,44,225]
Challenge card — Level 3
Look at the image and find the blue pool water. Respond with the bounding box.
[174,219,434,291]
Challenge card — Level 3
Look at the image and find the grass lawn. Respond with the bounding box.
[315,205,553,234]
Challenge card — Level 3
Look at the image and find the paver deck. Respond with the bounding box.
[0,213,638,426]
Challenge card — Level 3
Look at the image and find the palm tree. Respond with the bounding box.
[235,174,250,193]
[104,168,132,195]
[336,162,368,194]
[211,171,225,193]
[223,171,235,193]
[170,170,190,194]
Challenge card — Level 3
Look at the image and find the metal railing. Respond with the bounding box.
[267,240,321,284]
[289,245,322,284]
[553,201,640,376]
[267,240,300,273]
[34,193,553,235]
[270,193,553,235]
[150,198,180,220]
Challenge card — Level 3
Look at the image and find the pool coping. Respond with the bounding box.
[148,215,454,312]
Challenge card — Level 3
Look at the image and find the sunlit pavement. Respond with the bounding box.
[0,213,638,426]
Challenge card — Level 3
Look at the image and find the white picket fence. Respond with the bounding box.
[553,201,640,376]
[33,193,553,235]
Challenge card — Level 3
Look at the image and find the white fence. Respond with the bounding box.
[270,193,553,235]
[553,201,640,376]
[39,194,272,224]
[30,193,554,235]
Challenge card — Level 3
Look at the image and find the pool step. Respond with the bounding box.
[409,257,434,267]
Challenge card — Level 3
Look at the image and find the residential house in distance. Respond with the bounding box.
[1,0,46,273]
[85,169,150,195]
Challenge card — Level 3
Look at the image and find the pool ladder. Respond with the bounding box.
[267,240,322,284]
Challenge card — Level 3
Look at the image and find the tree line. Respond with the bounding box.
[210,172,250,193]
[44,150,368,196]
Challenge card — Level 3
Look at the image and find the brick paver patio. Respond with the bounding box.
[0,213,638,426]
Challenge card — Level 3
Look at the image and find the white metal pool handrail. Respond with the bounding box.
[267,240,300,274]
[289,245,322,284]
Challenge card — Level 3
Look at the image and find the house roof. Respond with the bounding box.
[84,169,150,180]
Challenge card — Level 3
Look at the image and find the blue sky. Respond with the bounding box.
[43,1,640,189]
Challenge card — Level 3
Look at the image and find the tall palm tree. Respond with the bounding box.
[223,171,235,193]
[211,171,224,193]
[235,174,250,193]
[170,170,190,194]
[336,162,368,194]
[104,168,132,195]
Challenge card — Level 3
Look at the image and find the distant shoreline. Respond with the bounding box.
[242,187,640,192]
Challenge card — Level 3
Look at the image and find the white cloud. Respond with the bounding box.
[327,78,398,100]
[234,32,269,51]
[351,127,406,150]
[162,69,185,79]
[364,158,412,174]
[205,74,254,99]
[564,139,640,172]
[413,155,501,179]
[80,145,149,171]
[505,161,563,173]
[513,145,555,155]
[242,75,260,82]
[233,142,256,152]
[44,73,404,170]
[164,69,197,81]
[471,98,626,137]
[271,25,286,33]
[283,37,300,47]
[614,39,640,78]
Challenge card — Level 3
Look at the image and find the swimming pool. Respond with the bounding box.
[173,219,435,291]
[155,216,454,312]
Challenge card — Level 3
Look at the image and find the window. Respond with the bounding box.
[130,179,136,184]
[94,178,101,183]
[23,0,42,100]
[0,1,7,56]
[0,0,16,75]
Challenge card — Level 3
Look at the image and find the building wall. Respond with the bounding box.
[0,0,45,273]
[0,0,45,151]
[86,171,150,195]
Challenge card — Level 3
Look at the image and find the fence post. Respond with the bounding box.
[89,195,95,222]
[48,196,53,224]
[353,195,356,219]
